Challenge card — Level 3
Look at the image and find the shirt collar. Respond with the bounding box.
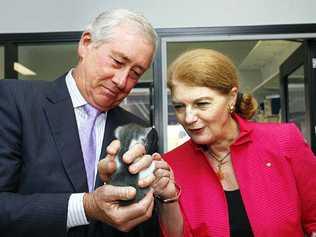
[231,114,253,146]
[65,69,87,109]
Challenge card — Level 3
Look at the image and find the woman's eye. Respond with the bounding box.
[196,102,210,108]
[173,104,185,111]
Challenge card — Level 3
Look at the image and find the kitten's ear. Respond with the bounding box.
[114,126,123,139]
[144,126,158,154]
[143,126,152,136]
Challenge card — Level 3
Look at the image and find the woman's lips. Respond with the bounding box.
[188,127,204,134]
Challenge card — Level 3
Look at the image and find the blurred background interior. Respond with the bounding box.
[0,36,314,152]
[1,0,316,153]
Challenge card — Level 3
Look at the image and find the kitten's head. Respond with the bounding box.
[114,123,158,154]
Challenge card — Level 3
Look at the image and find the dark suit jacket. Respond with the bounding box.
[0,75,159,237]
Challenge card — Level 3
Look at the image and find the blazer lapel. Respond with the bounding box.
[95,108,120,188]
[43,76,88,192]
[100,109,118,158]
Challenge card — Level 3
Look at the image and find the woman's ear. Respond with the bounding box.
[230,87,238,105]
[78,32,92,59]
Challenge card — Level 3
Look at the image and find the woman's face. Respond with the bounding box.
[171,80,236,145]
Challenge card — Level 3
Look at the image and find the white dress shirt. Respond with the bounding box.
[65,70,107,228]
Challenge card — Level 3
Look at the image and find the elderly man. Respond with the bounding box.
[0,9,160,237]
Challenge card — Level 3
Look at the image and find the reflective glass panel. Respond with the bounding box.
[121,87,152,124]
[18,43,77,80]
[287,65,307,139]
[166,40,302,151]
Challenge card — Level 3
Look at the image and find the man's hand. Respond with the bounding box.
[98,139,156,188]
[87,139,157,231]
[83,185,154,232]
[98,140,120,183]
[98,140,155,185]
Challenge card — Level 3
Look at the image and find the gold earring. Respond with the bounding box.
[228,104,235,114]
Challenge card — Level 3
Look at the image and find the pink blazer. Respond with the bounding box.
[163,115,316,237]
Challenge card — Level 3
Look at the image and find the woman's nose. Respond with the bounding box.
[185,108,198,124]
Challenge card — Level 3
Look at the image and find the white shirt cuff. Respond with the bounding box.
[67,193,89,229]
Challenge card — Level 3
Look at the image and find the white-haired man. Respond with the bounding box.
[0,9,160,237]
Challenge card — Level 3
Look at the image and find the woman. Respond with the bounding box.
[152,48,316,237]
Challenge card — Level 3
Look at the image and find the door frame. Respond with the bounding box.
[154,24,316,152]
[280,40,316,152]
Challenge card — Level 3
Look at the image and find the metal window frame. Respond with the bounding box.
[153,24,316,152]
[1,24,316,152]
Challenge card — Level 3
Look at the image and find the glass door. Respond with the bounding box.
[280,40,316,153]
[287,65,306,136]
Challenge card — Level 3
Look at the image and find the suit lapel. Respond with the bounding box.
[100,109,118,158]
[95,109,118,188]
[43,76,88,192]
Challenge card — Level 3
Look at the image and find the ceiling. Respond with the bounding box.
[239,40,301,70]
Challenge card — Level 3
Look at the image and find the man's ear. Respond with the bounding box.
[78,32,92,59]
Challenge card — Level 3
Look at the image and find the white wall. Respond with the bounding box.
[1,0,316,33]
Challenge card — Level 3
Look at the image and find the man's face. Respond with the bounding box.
[75,25,154,111]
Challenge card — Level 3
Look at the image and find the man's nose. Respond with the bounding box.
[112,70,129,89]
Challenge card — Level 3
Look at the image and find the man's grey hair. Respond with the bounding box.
[85,9,158,54]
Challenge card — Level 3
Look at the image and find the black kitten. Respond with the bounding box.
[108,123,158,205]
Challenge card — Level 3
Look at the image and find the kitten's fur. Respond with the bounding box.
[109,123,158,205]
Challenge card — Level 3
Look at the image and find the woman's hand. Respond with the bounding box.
[150,154,184,237]
[151,153,179,202]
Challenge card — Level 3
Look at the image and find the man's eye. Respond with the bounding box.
[112,58,123,65]
[129,70,141,80]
